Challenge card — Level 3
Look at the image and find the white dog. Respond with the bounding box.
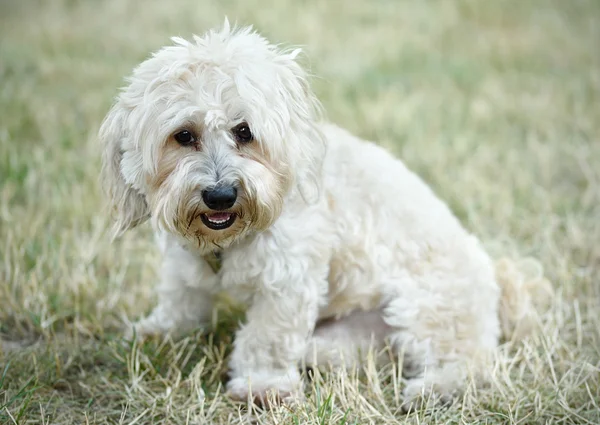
[100,21,533,409]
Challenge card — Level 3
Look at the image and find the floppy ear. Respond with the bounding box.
[99,103,149,238]
[279,49,326,204]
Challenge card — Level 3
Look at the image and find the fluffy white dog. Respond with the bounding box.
[100,21,534,409]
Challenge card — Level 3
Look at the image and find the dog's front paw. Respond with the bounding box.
[227,368,304,407]
[123,315,172,342]
[400,377,458,413]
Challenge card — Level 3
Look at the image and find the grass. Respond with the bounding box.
[1,0,599,423]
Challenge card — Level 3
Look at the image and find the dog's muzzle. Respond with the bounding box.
[201,186,237,230]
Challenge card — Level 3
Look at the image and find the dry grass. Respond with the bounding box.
[1,0,599,423]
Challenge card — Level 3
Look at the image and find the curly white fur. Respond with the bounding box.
[100,20,537,409]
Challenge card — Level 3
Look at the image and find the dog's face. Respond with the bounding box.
[100,22,324,250]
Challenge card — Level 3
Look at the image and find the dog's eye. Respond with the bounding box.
[173,130,197,146]
[232,122,253,144]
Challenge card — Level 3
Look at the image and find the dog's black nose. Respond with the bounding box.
[202,186,237,210]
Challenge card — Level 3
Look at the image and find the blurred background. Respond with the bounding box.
[0,0,599,423]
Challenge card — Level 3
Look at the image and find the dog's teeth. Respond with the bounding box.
[206,213,232,225]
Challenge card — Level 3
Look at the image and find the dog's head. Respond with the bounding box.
[100,21,324,250]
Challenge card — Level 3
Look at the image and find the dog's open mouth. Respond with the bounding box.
[201,212,236,230]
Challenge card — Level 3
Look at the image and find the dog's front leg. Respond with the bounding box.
[126,233,218,340]
[225,263,327,405]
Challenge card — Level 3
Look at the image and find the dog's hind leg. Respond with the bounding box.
[382,269,500,412]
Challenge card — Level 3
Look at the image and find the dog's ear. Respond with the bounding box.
[99,103,149,238]
[276,49,326,204]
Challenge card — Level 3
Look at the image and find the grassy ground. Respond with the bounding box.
[1,0,599,423]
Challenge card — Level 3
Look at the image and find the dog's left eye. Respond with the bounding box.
[173,130,197,146]
[232,122,253,144]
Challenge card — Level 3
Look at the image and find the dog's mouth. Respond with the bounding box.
[200,212,237,230]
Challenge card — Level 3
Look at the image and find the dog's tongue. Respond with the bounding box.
[206,212,232,223]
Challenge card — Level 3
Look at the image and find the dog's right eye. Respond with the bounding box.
[173,130,197,146]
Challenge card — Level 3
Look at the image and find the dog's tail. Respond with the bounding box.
[495,257,553,342]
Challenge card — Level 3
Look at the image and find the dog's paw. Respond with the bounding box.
[123,315,170,342]
[226,368,303,408]
[400,378,458,413]
[400,391,455,413]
